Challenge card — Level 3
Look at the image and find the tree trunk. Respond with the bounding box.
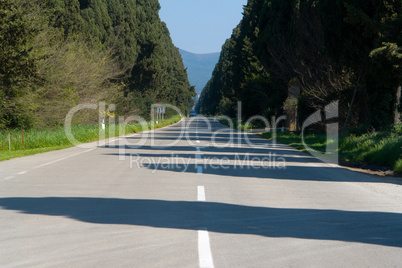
[342,87,357,132]
[342,68,364,131]
[358,78,371,125]
[395,85,401,124]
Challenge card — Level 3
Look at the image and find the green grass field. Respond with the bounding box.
[260,131,402,172]
[0,115,182,161]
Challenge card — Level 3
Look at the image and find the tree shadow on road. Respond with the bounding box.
[0,197,401,248]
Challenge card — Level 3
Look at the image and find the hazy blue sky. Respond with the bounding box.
[159,0,247,54]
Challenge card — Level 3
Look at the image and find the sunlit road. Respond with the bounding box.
[1,117,402,267]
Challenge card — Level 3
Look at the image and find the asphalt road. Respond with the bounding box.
[1,117,402,267]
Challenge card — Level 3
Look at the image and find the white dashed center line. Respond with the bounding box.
[197,186,214,268]
[198,230,214,268]
[197,166,203,174]
[197,186,206,201]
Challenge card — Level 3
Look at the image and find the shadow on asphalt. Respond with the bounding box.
[0,197,401,248]
[100,146,388,184]
[98,118,400,185]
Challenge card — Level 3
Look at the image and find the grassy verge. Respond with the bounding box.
[220,119,402,173]
[0,115,182,161]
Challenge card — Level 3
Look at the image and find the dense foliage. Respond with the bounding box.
[0,0,195,129]
[197,0,401,130]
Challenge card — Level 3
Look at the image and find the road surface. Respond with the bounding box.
[1,117,402,267]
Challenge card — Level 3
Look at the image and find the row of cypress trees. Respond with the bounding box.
[197,0,401,130]
[0,0,195,129]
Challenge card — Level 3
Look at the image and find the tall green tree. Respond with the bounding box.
[0,0,37,128]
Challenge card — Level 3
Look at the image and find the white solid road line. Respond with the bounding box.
[2,138,112,181]
[33,147,96,169]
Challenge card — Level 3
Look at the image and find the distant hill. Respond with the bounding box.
[179,49,220,94]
